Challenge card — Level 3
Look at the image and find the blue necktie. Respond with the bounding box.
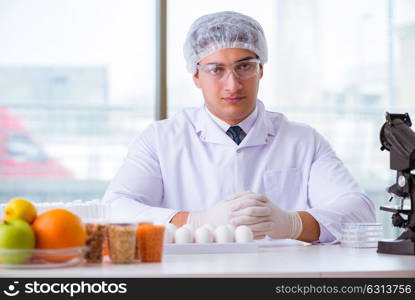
[227,126,244,145]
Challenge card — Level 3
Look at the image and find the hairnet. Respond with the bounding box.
[183,11,268,73]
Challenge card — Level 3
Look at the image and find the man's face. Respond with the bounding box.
[193,48,263,125]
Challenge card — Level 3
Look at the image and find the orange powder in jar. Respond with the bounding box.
[102,234,109,257]
[136,224,165,262]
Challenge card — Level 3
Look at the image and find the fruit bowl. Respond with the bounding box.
[0,246,89,269]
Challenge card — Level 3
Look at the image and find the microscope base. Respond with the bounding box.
[377,239,415,255]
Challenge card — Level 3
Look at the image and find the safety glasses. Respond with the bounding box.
[196,58,261,81]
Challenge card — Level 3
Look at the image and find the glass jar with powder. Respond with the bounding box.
[107,223,137,264]
[85,223,107,263]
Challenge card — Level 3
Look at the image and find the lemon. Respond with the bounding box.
[4,198,37,224]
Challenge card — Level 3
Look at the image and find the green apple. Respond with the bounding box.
[0,219,35,264]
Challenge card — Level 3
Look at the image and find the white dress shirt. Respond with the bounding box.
[206,104,258,142]
[102,100,375,243]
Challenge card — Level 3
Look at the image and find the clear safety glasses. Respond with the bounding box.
[196,58,261,82]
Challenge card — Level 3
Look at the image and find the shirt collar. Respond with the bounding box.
[195,99,277,147]
[205,105,258,134]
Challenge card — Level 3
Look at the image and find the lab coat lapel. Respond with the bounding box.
[194,107,235,146]
[238,101,276,148]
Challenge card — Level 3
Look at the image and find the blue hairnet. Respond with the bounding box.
[183,11,268,73]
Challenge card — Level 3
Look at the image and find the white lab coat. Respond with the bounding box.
[103,100,375,242]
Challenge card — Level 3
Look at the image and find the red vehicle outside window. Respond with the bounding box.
[0,108,71,178]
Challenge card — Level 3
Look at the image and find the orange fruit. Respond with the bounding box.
[31,209,86,262]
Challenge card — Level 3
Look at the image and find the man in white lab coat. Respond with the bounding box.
[103,11,375,243]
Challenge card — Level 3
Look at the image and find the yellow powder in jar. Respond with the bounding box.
[108,224,136,264]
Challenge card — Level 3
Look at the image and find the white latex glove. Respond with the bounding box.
[187,191,268,229]
[229,193,303,240]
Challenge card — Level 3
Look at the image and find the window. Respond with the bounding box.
[0,0,155,202]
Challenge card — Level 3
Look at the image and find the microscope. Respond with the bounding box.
[378,112,415,255]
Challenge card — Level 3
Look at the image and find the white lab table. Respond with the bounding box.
[1,243,415,278]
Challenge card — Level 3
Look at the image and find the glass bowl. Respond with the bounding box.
[0,246,89,269]
[340,223,383,248]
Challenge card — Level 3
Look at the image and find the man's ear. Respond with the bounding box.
[193,71,201,88]
[259,65,264,79]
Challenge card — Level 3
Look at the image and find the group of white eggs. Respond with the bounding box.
[164,223,254,244]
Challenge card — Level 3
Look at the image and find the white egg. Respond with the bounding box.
[234,225,253,243]
[165,223,178,233]
[163,223,177,243]
[225,224,236,242]
[226,224,236,233]
[202,224,215,235]
[164,228,174,243]
[214,225,234,243]
[182,223,194,233]
[174,227,193,244]
[195,227,213,243]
